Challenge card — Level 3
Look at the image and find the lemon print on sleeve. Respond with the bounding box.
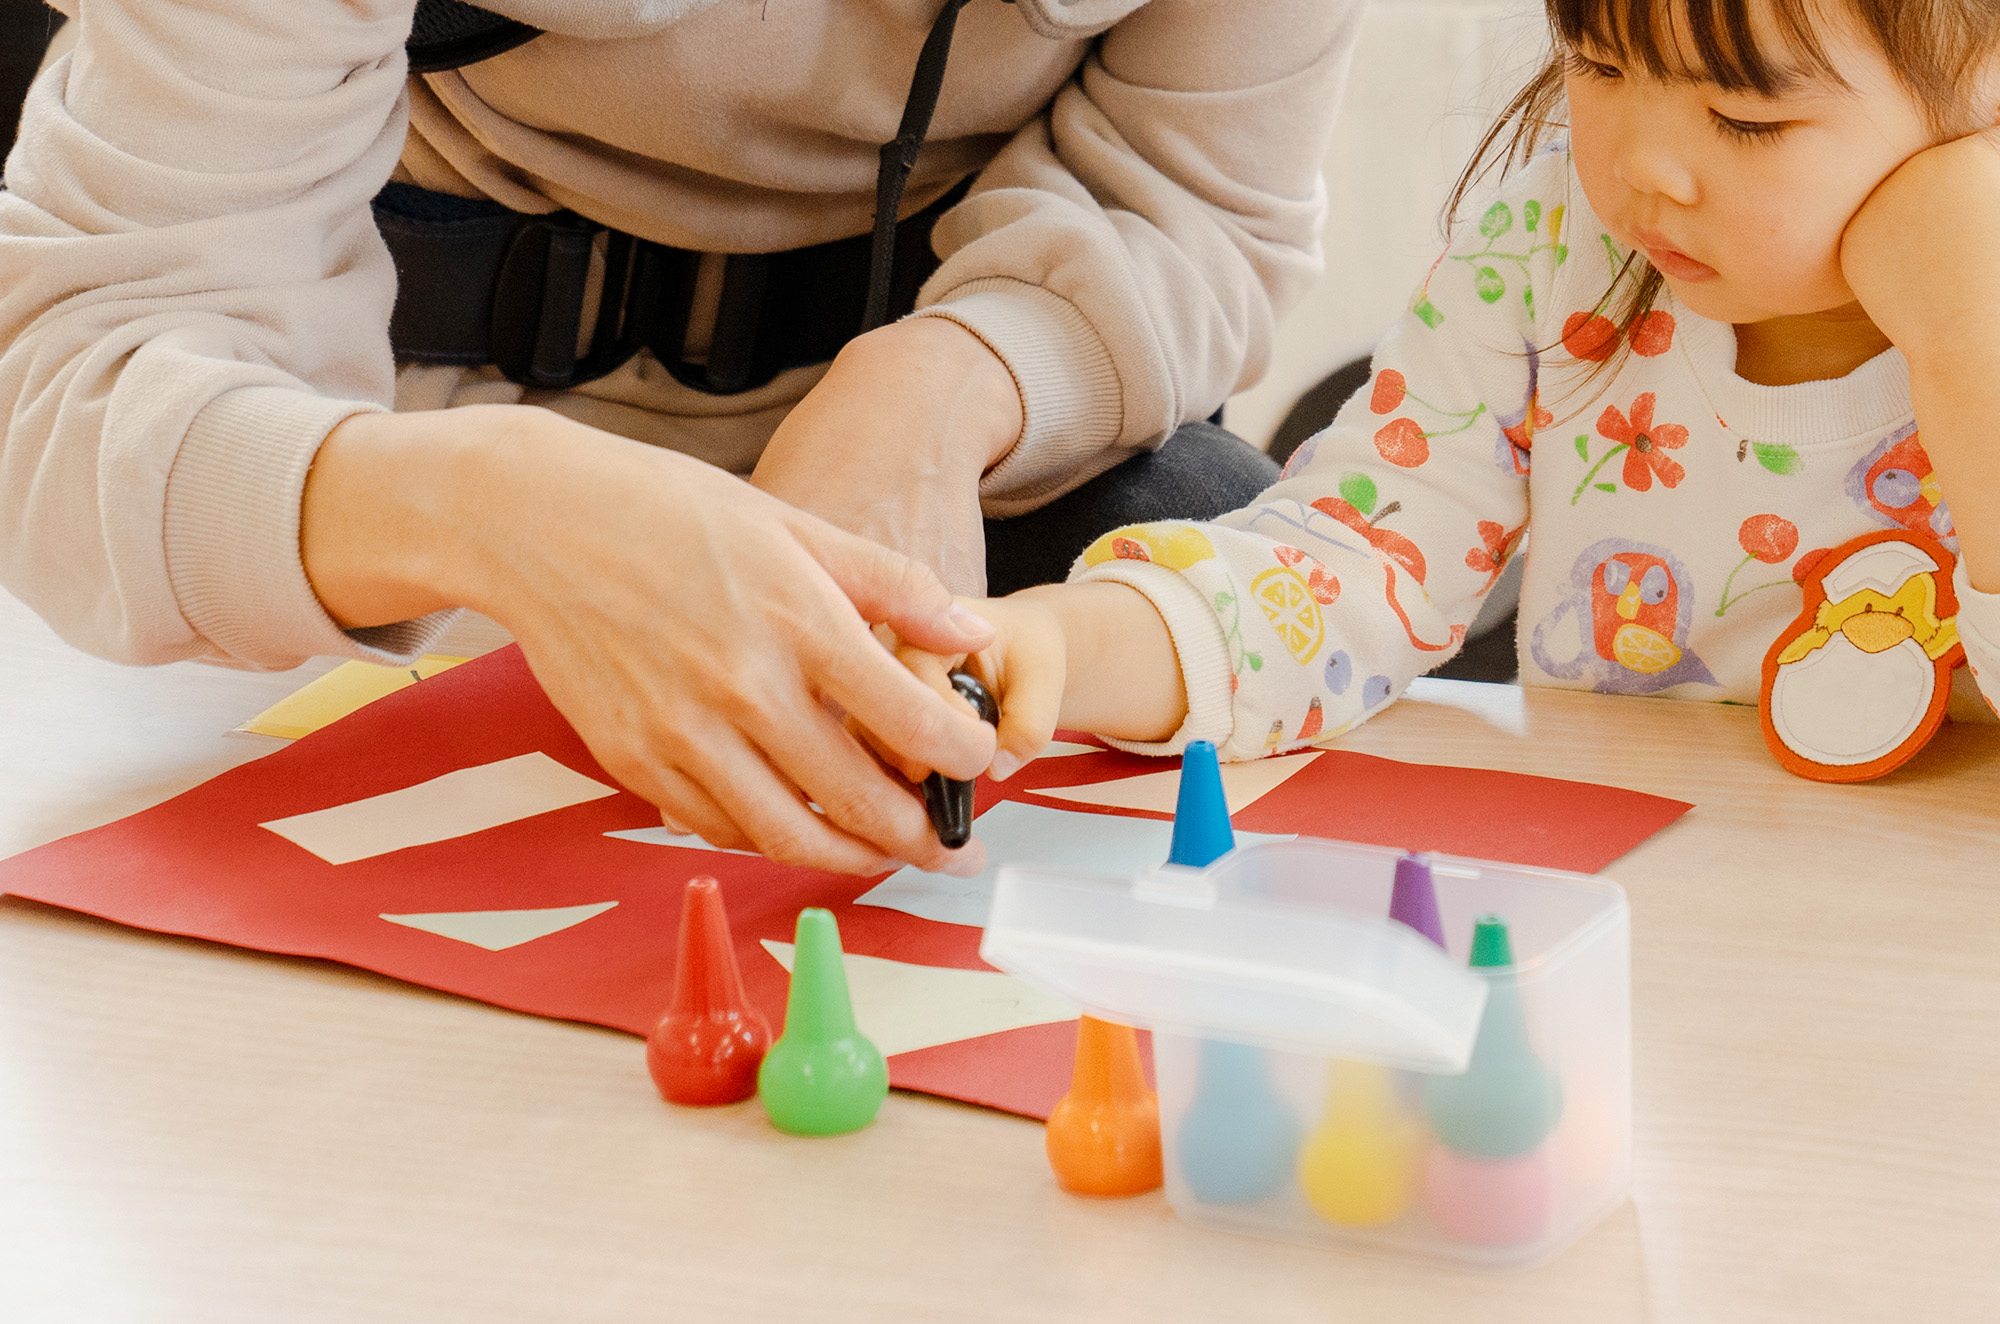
[1082,526,1217,572]
[1251,566,1326,663]
[1609,623,1681,674]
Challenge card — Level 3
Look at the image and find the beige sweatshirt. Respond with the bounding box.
[0,0,1357,669]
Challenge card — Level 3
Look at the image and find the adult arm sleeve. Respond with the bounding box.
[912,0,1360,515]
[0,0,451,669]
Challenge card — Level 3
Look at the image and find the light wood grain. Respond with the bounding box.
[2,593,1996,1323]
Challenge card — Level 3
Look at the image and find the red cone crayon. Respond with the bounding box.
[646,877,771,1106]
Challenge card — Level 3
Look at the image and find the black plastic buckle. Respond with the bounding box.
[489,212,606,390]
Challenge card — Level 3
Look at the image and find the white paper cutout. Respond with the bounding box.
[1036,740,1106,760]
[603,826,757,855]
[1027,750,1323,816]
[260,752,619,864]
[855,799,1292,928]
[760,939,1077,1057]
[380,901,619,951]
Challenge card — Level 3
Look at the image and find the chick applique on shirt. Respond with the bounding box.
[1763,530,1965,782]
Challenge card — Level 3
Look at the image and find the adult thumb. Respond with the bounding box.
[796,519,997,656]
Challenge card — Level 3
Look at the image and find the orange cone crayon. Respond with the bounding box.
[1045,1016,1163,1196]
[646,877,771,1106]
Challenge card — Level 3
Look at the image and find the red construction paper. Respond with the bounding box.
[0,647,1688,1119]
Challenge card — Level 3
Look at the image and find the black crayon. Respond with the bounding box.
[923,671,998,849]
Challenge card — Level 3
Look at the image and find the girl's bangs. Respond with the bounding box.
[1550,0,1842,95]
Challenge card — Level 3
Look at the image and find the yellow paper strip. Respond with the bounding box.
[239,655,470,740]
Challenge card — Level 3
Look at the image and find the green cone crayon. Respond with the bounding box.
[758,908,889,1136]
[1424,915,1563,1158]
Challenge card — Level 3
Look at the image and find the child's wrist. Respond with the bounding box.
[1021,580,1189,743]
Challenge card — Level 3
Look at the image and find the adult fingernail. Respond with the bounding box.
[948,603,994,636]
[990,750,1021,782]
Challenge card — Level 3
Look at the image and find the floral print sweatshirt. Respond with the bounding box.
[1071,147,2000,761]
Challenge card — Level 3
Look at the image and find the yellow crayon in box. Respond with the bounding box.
[1298,1059,1421,1226]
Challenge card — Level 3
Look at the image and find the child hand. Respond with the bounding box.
[1841,127,2000,365]
[890,594,1070,783]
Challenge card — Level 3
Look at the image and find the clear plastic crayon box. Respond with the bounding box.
[981,838,1631,1270]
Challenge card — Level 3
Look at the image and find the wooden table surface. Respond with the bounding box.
[2,591,1995,1324]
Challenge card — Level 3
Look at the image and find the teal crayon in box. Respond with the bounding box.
[980,839,1631,1270]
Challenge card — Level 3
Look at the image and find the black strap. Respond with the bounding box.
[863,0,976,334]
[375,176,970,393]
[380,0,996,393]
[406,0,541,75]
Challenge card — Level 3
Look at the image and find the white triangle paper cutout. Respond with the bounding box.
[761,940,1077,1058]
[603,826,756,855]
[380,901,619,952]
[1036,740,1106,760]
[1029,750,1322,816]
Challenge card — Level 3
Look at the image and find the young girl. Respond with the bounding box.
[903,0,2000,777]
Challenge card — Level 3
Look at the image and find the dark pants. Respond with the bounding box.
[0,1,59,159]
[983,421,1280,597]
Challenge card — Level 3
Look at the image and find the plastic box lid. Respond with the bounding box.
[980,840,1490,1074]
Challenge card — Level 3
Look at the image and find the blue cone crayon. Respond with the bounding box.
[1175,1038,1302,1204]
[1389,851,1447,950]
[1168,740,1234,868]
[1424,915,1563,1158]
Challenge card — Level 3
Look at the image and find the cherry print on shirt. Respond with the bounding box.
[1715,514,1802,616]
[1628,310,1675,357]
[1364,369,1488,470]
[1562,312,1619,363]
[1561,308,1675,363]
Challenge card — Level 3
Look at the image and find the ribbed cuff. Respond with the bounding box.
[1067,558,1236,756]
[163,386,456,669]
[910,279,1128,517]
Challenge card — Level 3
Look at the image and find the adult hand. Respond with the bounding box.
[1842,126,2000,590]
[302,404,1000,875]
[752,316,1023,596]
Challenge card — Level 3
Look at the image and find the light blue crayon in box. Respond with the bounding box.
[1175,1038,1303,1204]
[1164,742,1304,1202]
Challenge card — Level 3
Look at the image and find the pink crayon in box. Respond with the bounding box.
[980,839,1631,1270]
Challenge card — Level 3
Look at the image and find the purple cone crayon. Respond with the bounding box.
[1389,852,1448,950]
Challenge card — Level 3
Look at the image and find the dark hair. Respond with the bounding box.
[1447,0,2000,391]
